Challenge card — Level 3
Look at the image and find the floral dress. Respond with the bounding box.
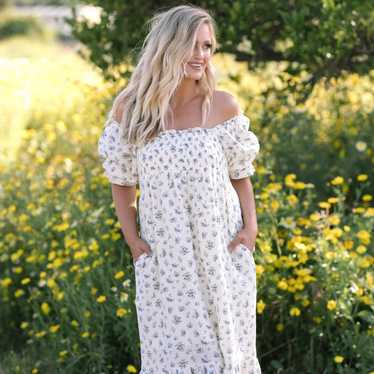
[98,113,261,374]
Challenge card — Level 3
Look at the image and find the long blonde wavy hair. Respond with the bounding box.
[107,4,218,147]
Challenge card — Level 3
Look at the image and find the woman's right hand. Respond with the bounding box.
[127,237,152,263]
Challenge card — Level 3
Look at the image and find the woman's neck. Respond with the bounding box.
[170,79,200,110]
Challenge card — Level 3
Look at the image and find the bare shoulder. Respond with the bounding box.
[212,90,241,120]
[112,105,125,123]
[111,95,128,123]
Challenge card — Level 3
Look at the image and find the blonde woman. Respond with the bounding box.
[98,4,261,374]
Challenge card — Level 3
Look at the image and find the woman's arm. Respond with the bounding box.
[112,184,153,261]
[111,184,139,246]
[229,177,258,252]
[231,178,258,232]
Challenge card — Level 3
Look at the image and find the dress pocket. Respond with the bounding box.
[239,242,254,253]
[233,243,256,269]
[133,252,148,265]
[133,252,155,308]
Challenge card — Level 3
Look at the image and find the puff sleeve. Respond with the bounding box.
[219,114,260,179]
[97,118,139,186]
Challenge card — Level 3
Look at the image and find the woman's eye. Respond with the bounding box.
[194,43,212,52]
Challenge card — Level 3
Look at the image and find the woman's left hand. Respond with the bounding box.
[228,226,258,253]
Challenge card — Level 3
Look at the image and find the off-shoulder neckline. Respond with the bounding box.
[108,113,247,135]
[159,113,246,135]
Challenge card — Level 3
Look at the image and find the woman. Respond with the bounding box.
[98,4,261,374]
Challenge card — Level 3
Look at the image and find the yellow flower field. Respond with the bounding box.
[0,35,373,373]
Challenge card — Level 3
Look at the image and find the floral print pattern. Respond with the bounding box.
[98,113,261,373]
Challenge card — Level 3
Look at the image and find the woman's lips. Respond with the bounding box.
[188,62,203,70]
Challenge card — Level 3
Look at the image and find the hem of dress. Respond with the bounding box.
[139,362,262,374]
[139,363,222,374]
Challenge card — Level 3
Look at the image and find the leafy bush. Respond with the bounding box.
[0,14,50,40]
[214,55,374,203]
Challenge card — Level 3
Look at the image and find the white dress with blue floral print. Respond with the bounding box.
[98,113,261,374]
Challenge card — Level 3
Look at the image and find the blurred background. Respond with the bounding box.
[0,1,373,373]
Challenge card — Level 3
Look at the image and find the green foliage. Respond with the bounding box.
[0,13,50,40]
[0,0,10,11]
[67,0,374,97]
[13,0,76,5]
[214,55,374,203]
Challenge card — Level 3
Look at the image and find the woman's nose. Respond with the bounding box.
[194,46,204,58]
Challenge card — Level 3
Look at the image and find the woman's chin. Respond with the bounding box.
[186,71,204,79]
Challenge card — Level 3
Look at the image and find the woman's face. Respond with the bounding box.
[184,23,213,79]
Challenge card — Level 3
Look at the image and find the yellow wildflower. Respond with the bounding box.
[89,240,99,252]
[271,200,280,211]
[277,279,288,290]
[49,324,60,333]
[353,207,365,214]
[91,287,98,295]
[356,230,371,244]
[357,174,368,182]
[310,213,320,221]
[343,240,354,249]
[327,300,337,310]
[97,295,106,303]
[366,207,374,217]
[1,278,12,287]
[41,302,50,315]
[360,295,372,305]
[35,331,46,338]
[327,215,340,225]
[330,176,344,185]
[59,350,68,358]
[255,265,265,276]
[287,194,298,205]
[290,307,301,316]
[127,365,138,373]
[357,257,370,268]
[256,300,266,314]
[356,245,366,254]
[285,174,296,187]
[319,201,330,209]
[114,271,125,280]
[71,320,79,328]
[15,289,25,298]
[334,356,344,364]
[54,223,69,232]
[276,323,284,332]
[116,308,127,317]
[301,298,310,307]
